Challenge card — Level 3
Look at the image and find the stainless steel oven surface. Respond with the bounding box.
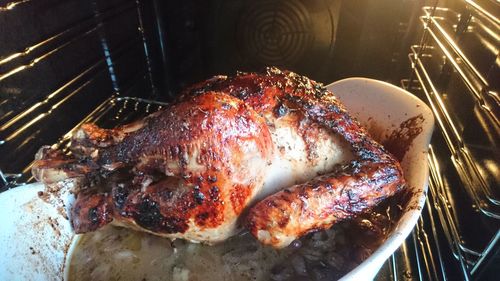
[0,0,498,280]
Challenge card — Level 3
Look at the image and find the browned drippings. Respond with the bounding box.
[383,114,425,161]
[316,189,411,276]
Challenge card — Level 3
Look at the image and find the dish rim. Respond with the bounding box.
[328,77,434,280]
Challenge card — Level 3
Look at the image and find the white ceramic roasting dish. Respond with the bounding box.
[0,78,434,280]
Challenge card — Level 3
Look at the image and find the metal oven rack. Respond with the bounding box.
[383,2,499,280]
[0,0,165,190]
[0,0,498,280]
[0,96,168,188]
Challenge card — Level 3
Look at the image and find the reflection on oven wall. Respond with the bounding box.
[0,0,498,280]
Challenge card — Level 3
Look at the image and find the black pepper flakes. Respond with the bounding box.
[208,175,217,183]
[209,186,220,201]
[274,103,289,118]
[88,207,99,225]
[193,186,205,205]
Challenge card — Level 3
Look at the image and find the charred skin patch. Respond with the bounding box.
[126,196,190,234]
[71,192,113,233]
[191,182,226,228]
[88,208,99,224]
[113,184,129,210]
[196,212,209,222]
[134,198,162,229]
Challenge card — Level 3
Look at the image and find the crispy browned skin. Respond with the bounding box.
[182,68,404,247]
[246,162,402,247]
[35,91,274,243]
[32,67,404,247]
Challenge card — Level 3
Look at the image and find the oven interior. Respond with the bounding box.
[0,0,498,280]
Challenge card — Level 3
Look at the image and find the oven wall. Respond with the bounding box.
[156,0,428,92]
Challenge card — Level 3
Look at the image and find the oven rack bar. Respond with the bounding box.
[0,0,143,125]
[0,0,32,12]
[389,79,497,281]
[409,50,499,218]
[0,37,143,142]
[465,0,500,28]
[415,3,499,210]
[0,0,164,142]
[397,2,500,278]
[0,0,136,78]
[410,53,499,274]
[421,6,499,122]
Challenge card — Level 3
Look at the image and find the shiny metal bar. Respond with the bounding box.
[421,7,499,125]
[0,2,135,79]
[465,0,500,26]
[410,48,499,217]
[0,0,32,12]
[1,37,143,143]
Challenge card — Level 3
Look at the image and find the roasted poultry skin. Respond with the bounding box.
[32,67,405,248]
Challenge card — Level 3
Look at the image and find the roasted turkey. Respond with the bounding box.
[32,67,405,248]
